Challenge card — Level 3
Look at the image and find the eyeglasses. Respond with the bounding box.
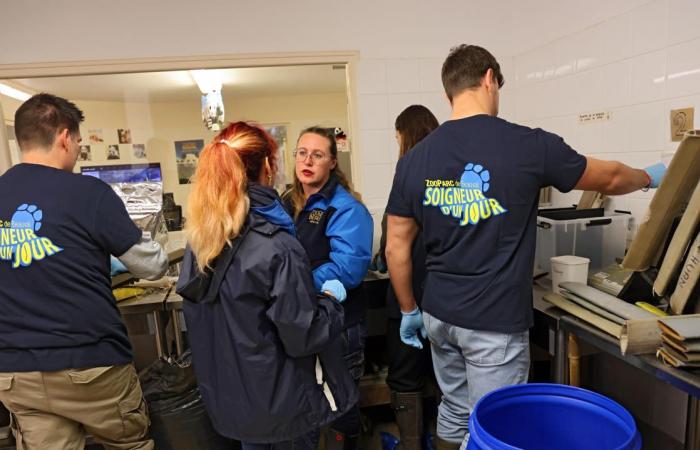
[294,148,329,163]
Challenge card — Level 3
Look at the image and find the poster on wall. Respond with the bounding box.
[335,128,349,152]
[107,144,120,160]
[133,144,147,159]
[78,145,92,161]
[88,129,104,144]
[118,129,132,144]
[323,127,349,152]
[174,139,205,184]
[264,125,288,190]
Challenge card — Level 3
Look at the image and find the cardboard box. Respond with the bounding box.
[623,131,700,271]
[654,182,700,296]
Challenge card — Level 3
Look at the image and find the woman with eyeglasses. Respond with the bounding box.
[176,122,358,450]
[283,126,373,450]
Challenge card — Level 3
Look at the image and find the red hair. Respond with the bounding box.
[186,122,278,272]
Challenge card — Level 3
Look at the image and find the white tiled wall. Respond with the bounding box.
[0,0,669,250]
[513,0,700,239]
[356,58,457,247]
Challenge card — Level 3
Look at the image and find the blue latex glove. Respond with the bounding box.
[400,307,428,349]
[644,162,667,189]
[321,279,347,303]
[110,256,128,277]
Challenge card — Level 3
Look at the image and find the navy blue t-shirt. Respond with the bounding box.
[0,163,141,371]
[386,115,587,332]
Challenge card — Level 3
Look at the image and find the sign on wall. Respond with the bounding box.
[174,139,205,184]
[671,107,694,142]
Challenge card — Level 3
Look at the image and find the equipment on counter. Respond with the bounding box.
[536,207,630,274]
[82,163,168,244]
[657,314,700,368]
[543,282,661,355]
[654,182,700,298]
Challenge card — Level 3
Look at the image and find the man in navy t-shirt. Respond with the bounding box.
[385,45,667,449]
[0,94,168,449]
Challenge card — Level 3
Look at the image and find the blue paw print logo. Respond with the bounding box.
[11,204,43,231]
[460,163,490,192]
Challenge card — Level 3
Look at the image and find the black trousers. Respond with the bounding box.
[386,318,433,392]
[330,322,366,436]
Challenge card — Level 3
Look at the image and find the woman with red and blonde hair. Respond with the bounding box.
[176,122,358,450]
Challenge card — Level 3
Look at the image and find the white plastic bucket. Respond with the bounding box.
[551,255,590,293]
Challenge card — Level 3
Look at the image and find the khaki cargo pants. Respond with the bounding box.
[0,364,153,450]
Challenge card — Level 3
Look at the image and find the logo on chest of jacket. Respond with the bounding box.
[308,209,325,225]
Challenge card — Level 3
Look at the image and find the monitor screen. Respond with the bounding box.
[80,163,162,183]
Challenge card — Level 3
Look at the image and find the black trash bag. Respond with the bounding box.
[140,351,240,450]
[0,402,9,428]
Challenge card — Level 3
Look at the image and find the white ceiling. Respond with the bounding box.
[9,64,347,103]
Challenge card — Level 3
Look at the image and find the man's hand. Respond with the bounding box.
[644,162,667,189]
[400,307,428,349]
[110,256,127,277]
[321,279,347,303]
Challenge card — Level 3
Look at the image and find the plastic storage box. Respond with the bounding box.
[535,208,630,273]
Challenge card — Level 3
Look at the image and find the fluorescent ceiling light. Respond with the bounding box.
[0,82,31,101]
[190,70,224,94]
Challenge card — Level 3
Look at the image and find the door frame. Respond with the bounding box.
[0,51,364,190]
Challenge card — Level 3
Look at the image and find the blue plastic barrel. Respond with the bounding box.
[467,383,641,450]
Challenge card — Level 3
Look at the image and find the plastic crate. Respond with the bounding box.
[535,210,630,273]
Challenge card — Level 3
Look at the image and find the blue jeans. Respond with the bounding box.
[241,429,319,450]
[423,312,530,448]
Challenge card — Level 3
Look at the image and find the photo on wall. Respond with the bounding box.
[88,129,104,144]
[107,144,120,160]
[133,144,147,159]
[174,139,205,184]
[117,129,132,144]
[78,145,92,161]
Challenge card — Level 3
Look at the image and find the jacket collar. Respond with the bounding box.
[249,183,296,236]
[305,174,339,208]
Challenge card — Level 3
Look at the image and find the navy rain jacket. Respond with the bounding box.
[283,175,373,328]
[177,184,358,443]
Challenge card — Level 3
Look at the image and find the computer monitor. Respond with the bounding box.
[80,163,162,183]
[162,192,176,210]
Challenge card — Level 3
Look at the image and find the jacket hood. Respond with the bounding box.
[249,183,296,237]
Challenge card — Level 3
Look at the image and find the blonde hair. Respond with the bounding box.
[286,127,360,219]
[186,122,277,272]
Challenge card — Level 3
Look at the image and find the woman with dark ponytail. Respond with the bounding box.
[177,122,358,450]
[379,105,439,450]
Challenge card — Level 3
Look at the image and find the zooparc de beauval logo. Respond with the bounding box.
[423,163,508,226]
[0,204,62,268]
